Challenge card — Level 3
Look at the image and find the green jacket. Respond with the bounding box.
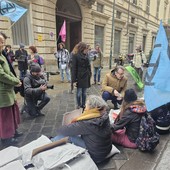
[0,54,20,108]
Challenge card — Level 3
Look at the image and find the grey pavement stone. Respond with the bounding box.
[155,138,170,170]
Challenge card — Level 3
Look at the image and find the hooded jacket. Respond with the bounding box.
[57,112,112,163]
[112,100,146,142]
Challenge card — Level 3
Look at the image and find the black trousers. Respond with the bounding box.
[25,93,50,116]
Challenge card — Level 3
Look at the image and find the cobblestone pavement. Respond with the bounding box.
[0,66,169,170]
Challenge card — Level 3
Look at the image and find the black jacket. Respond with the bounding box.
[72,52,91,88]
[112,103,146,142]
[57,113,112,163]
[23,72,46,99]
[15,49,28,71]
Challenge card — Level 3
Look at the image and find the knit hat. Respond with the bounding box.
[19,43,25,48]
[30,63,41,73]
[124,89,137,103]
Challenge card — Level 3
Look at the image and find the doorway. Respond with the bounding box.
[56,0,82,52]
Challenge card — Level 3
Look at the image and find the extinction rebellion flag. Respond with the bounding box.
[0,0,27,22]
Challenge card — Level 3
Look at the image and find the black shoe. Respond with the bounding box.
[1,137,18,146]
[37,110,45,117]
[14,131,23,138]
[113,103,119,110]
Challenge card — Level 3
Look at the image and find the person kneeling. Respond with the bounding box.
[51,95,112,164]
[111,89,146,148]
[23,63,50,117]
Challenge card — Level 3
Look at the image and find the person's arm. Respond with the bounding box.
[0,62,20,85]
[101,74,114,94]
[71,54,78,83]
[57,121,90,136]
[120,78,127,97]
[24,77,43,96]
[111,111,132,131]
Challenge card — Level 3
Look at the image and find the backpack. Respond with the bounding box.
[136,113,160,151]
[38,56,45,65]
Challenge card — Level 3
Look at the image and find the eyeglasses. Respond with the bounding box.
[116,71,124,77]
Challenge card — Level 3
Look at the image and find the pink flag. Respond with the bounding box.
[59,20,66,42]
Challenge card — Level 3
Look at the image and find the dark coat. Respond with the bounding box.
[112,102,146,142]
[15,49,28,71]
[23,72,46,99]
[72,52,91,88]
[57,113,112,163]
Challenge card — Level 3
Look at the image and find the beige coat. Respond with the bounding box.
[93,51,103,68]
[101,70,127,97]
[133,52,147,68]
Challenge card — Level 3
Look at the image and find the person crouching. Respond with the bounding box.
[23,63,50,117]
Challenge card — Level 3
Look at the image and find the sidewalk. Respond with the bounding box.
[0,66,169,170]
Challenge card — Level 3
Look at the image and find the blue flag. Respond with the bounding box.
[144,21,170,111]
[0,0,27,22]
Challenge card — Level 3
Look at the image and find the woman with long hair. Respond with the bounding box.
[111,88,146,148]
[72,42,91,109]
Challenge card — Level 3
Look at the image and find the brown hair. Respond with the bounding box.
[29,46,37,54]
[58,42,65,49]
[77,42,88,53]
[72,43,79,55]
[119,100,145,119]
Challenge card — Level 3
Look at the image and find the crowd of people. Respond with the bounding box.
[0,31,169,165]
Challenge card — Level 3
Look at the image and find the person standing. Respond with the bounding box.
[28,46,42,67]
[3,45,15,66]
[102,66,127,109]
[72,42,91,109]
[93,44,103,85]
[69,43,79,93]
[133,45,147,80]
[56,42,71,82]
[0,32,22,145]
[15,43,28,80]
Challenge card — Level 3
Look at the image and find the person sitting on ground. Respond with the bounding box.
[51,95,112,164]
[101,66,127,109]
[23,63,50,117]
[111,89,146,148]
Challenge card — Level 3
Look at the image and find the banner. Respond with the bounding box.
[125,65,144,89]
[144,21,170,111]
[59,20,66,42]
[0,0,27,22]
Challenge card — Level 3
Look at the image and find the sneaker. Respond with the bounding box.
[97,82,101,85]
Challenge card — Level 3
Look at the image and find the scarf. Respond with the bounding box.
[71,108,101,123]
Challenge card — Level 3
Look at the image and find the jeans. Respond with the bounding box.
[77,88,87,107]
[94,67,101,83]
[19,70,27,80]
[25,93,50,116]
[59,65,71,82]
[51,135,86,149]
[102,91,122,106]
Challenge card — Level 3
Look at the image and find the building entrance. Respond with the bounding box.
[56,0,82,51]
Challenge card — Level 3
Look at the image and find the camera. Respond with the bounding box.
[47,84,54,89]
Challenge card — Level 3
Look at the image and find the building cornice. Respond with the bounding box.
[91,11,110,20]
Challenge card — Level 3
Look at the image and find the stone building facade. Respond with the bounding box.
[0,0,170,67]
